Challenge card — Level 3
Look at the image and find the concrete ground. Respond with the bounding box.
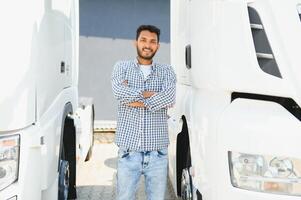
[76,132,179,200]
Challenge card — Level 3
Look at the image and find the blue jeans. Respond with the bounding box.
[116,148,168,200]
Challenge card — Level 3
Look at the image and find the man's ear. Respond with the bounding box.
[134,40,138,48]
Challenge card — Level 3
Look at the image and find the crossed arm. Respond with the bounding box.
[111,62,176,111]
[125,82,156,108]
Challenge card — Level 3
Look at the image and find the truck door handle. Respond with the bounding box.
[185,45,192,69]
[60,61,65,73]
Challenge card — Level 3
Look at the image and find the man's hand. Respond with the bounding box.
[122,80,128,86]
[143,91,156,98]
[127,101,145,107]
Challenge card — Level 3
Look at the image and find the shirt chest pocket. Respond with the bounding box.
[124,71,144,89]
[146,76,163,92]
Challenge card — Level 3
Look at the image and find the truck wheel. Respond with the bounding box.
[181,168,193,200]
[58,146,70,200]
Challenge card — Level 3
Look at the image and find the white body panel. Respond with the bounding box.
[169,0,301,199]
[0,88,76,200]
[0,1,41,131]
[0,0,93,199]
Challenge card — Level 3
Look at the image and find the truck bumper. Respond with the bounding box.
[1,183,19,200]
[215,186,301,200]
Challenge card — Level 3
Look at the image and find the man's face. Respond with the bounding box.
[135,30,160,61]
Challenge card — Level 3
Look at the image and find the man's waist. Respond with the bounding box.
[116,142,169,152]
[116,125,168,132]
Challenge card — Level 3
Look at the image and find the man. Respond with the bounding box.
[111,25,176,200]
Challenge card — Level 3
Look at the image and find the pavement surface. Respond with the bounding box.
[76,132,179,200]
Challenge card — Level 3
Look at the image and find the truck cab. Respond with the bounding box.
[0,1,94,199]
[169,0,301,199]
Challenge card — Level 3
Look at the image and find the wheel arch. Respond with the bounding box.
[58,102,77,199]
[176,115,192,196]
[58,103,73,170]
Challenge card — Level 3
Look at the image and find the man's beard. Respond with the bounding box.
[137,47,157,60]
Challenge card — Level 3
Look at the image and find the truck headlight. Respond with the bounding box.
[0,135,20,191]
[229,151,301,196]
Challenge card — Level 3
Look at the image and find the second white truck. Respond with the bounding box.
[0,1,94,199]
[168,0,301,199]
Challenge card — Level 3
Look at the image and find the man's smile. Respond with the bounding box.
[142,48,152,53]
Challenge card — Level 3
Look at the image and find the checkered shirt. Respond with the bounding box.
[111,59,176,151]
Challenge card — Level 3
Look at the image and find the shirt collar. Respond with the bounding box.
[134,58,157,71]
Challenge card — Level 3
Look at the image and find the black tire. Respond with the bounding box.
[58,146,70,200]
[181,168,193,200]
[176,117,191,196]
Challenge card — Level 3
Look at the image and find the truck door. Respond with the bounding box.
[171,0,191,86]
[189,0,216,89]
[63,0,75,88]
[52,0,73,88]
[37,5,66,116]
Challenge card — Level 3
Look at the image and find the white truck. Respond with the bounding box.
[0,1,94,200]
[168,0,301,199]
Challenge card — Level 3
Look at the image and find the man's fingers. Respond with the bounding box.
[127,102,145,107]
[143,91,156,98]
[122,80,128,86]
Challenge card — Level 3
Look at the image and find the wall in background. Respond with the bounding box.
[79,0,170,121]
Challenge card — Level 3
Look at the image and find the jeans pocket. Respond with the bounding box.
[118,149,130,159]
[157,148,168,157]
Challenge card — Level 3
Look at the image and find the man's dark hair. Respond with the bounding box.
[136,25,160,42]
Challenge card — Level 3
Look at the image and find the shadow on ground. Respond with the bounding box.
[104,157,117,170]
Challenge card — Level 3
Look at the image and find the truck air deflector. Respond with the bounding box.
[231,92,301,122]
[247,6,282,78]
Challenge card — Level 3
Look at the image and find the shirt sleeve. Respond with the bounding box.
[111,61,143,104]
[143,66,176,112]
